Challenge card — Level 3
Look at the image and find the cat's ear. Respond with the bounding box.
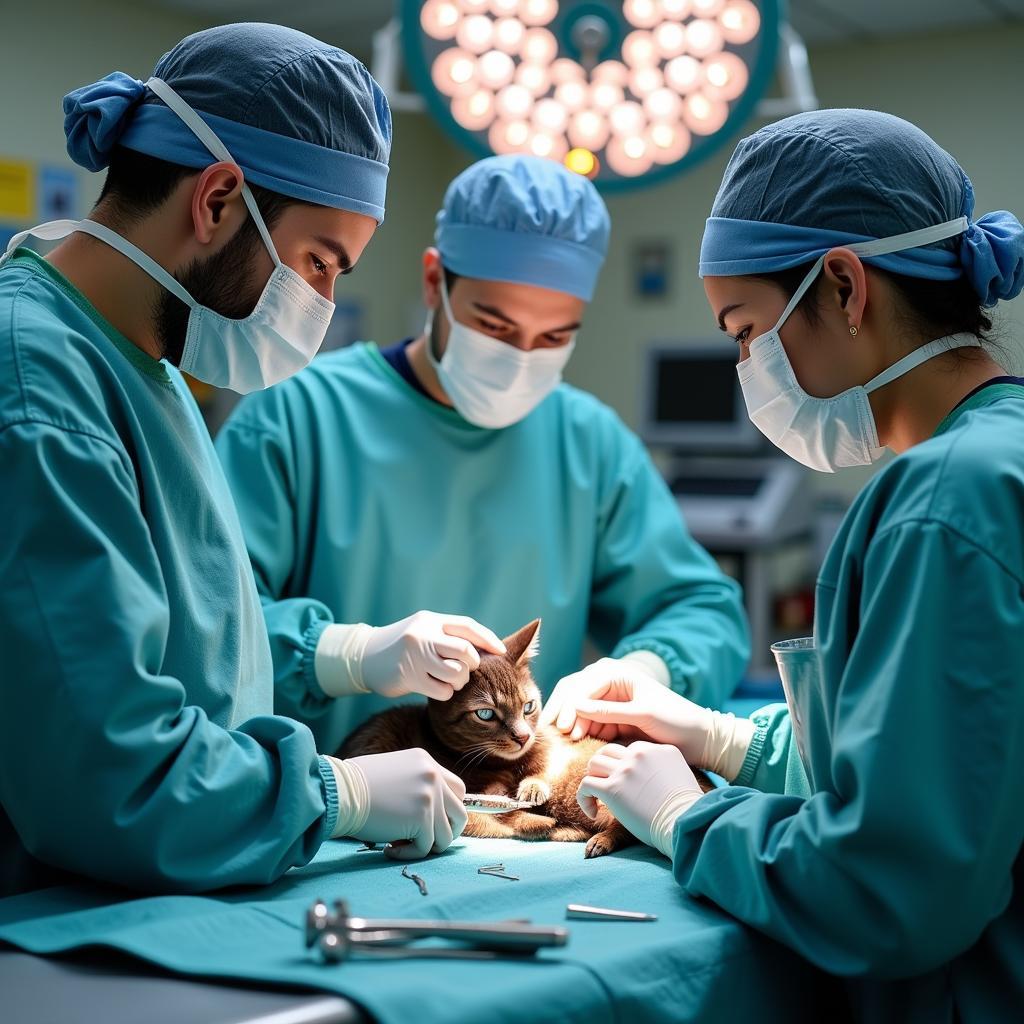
[503,619,541,666]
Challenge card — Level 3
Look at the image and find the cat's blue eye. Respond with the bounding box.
[475,708,496,721]
[523,701,536,714]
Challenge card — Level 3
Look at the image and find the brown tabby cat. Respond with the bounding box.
[338,619,637,858]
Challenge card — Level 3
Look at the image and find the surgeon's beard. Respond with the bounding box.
[153,218,267,367]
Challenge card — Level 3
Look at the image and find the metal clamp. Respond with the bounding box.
[305,900,568,962]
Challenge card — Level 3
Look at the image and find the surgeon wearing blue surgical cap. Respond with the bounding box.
[215,154,750,760]
[0,23,471,898]
[570,110,1024,1020]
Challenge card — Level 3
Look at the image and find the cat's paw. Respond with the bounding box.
[584,830,621,859]
[517,778,551,806]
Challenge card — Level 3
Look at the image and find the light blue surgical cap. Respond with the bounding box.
[699,109,1024,306]
[435,155,611,302]
[63,23,392,222]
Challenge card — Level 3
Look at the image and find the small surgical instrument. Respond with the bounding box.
[463,794,538,814]
[478,863,520,881]
[566,903,658,922]
[401,865,429,896]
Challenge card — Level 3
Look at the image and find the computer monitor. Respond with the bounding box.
[640,343,762,452]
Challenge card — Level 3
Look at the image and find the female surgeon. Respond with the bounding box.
[556,110,1024,1019]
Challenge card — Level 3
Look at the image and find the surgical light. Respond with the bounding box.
[456,14,494,52]
[628,65,664,97]
[565,146,598,176]
[478,48,516,87]
[621,30,658,67]
[405,0,780,189]
[497,82,535,117]
[534,97,570,132]
[623,0,660,29]
[493,17,526,52]
[451,88,497,129]
[521,0,559,26]
[654,20,687,59]
[661,0,692,17]
[554,79,588,111]
[521,27,558,63]
[569,108,610,150]
[420,0,460,40]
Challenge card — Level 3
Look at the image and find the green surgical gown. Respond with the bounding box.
[215,343,749,752]
[672,384,1024,1021]
[0,250,338,897]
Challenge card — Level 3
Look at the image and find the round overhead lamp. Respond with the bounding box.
[406,0,779,190]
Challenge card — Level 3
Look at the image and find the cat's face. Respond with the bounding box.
[426,619,544,762]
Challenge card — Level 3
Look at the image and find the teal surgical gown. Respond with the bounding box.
[215,342,749,752]
[0,250,339,898]
[672,383,1024,1021]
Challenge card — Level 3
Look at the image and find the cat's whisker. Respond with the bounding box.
[458,746,498,773]
[457,741,495,757]
[455,743,492,768]
[467,745,504,770]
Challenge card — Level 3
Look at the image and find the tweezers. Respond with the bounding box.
[566,903,657,922]
[463,794,537,814]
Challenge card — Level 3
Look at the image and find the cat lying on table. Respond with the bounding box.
[338,618,711,859]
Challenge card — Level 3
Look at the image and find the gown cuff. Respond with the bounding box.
[302,618,332,700]
[732,716,770,788]
[325,756,370,839]
[316,755,341,841]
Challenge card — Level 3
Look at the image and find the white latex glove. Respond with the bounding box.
[315,611,506,701]
[539,655,670,743]
[326,749,468,860]
[543,667,755,782]
[577,742,704,859]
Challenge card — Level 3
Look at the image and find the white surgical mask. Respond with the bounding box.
[2,77,334,395]
[426,278,575,429]
[737,217,980,472]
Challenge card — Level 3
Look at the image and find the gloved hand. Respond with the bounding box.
[542,666,755,782]
[577,742,704,859]
[539,655,670,742]
[315,611,506,701]
[326,748,468,860]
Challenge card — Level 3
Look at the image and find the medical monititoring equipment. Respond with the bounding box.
[640,344,763,453]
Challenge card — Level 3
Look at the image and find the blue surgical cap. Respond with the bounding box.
[63,23,391,222]
[435,155,611,302]
[700,109,1024,306]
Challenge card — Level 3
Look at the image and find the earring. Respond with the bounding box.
[849,325,859,336]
